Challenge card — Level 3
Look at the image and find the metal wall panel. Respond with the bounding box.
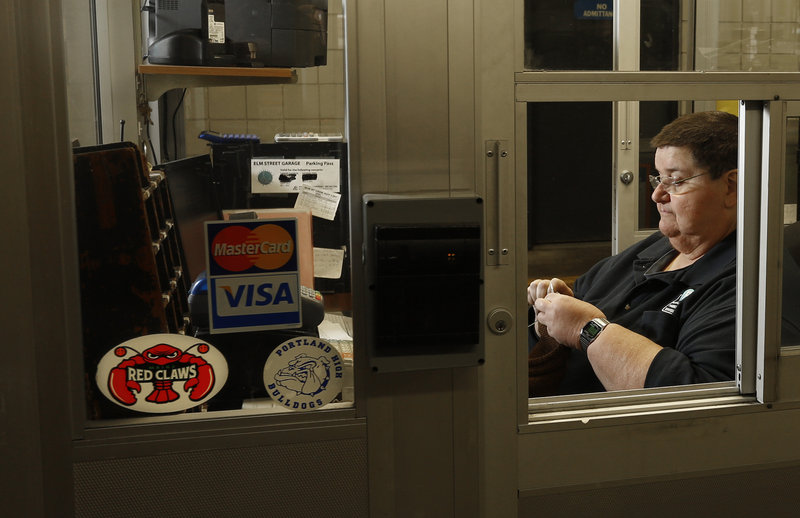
[519,462,800,517]
[1,0,79,516]
[351,0,476,194]
[75,437,369,517]
[347,0,487,515]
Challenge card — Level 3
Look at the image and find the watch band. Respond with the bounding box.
[579,318,610,351]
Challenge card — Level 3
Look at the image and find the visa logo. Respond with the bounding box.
[220,282,295,307]
[211,274,300,321]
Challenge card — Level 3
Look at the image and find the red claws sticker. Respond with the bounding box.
[96,334,228,414]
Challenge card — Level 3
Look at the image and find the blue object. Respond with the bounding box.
[198,130,260,144]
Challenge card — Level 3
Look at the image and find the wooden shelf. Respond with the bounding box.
[138,64,297,101]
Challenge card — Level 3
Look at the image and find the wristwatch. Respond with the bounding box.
[579,318,610,351]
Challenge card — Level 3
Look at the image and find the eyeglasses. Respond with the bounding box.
[648,172,709,193]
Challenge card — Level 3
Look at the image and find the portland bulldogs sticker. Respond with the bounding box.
[95,334,228,413]
[263,337,344,411]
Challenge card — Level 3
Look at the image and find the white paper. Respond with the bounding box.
[313,247,345,279]
[317,319,353,341]
[785,203,798,224]
[324,313,353,337]
[294,185,341,221]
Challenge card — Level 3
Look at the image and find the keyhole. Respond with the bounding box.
[620,170,634,185]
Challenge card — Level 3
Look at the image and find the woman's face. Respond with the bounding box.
[651,145,737,254]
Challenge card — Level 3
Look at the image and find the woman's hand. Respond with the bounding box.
[533,292,605,349]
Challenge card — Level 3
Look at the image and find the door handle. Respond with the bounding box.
[485,140,512,266]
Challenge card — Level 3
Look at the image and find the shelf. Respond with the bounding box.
[138,64,297,101]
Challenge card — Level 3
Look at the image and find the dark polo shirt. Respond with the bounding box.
[557,231,737,394]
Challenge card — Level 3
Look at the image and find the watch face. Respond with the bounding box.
[585,322,603,338]
[580,319,608,350]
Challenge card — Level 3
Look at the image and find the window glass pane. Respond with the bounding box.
[525,1,800,73]
[524,0,613,70]
[696,0,800,72]
[75,142,354,423]
[527,102,612,247]
[524,0,682,71]
[640,0,681,71]
[76,0,352,425]
[527,102,738,398]
[783,116,800,346]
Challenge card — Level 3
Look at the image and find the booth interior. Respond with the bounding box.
[72,139,352,418]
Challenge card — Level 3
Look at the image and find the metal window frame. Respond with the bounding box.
[516,71,797,424]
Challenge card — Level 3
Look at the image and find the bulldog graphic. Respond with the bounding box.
[274,354,331,396]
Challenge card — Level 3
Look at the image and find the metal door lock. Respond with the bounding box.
[487,308,513,335]
[620,170,634,185]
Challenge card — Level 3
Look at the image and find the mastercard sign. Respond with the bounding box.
[205,219,302,333]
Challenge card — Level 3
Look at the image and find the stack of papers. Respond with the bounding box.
[318,312,354,402]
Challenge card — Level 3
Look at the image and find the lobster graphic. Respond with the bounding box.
[107,342,215,406]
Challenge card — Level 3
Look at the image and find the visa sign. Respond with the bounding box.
[205,218,302,333]
[210,274,301,331]
[214,274,297,316]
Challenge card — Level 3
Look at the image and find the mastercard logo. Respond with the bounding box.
[211,224,295,272]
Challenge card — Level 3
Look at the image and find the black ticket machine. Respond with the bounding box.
[363,195,484,372]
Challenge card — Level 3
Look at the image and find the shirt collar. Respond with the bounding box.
[635,231,736,286]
